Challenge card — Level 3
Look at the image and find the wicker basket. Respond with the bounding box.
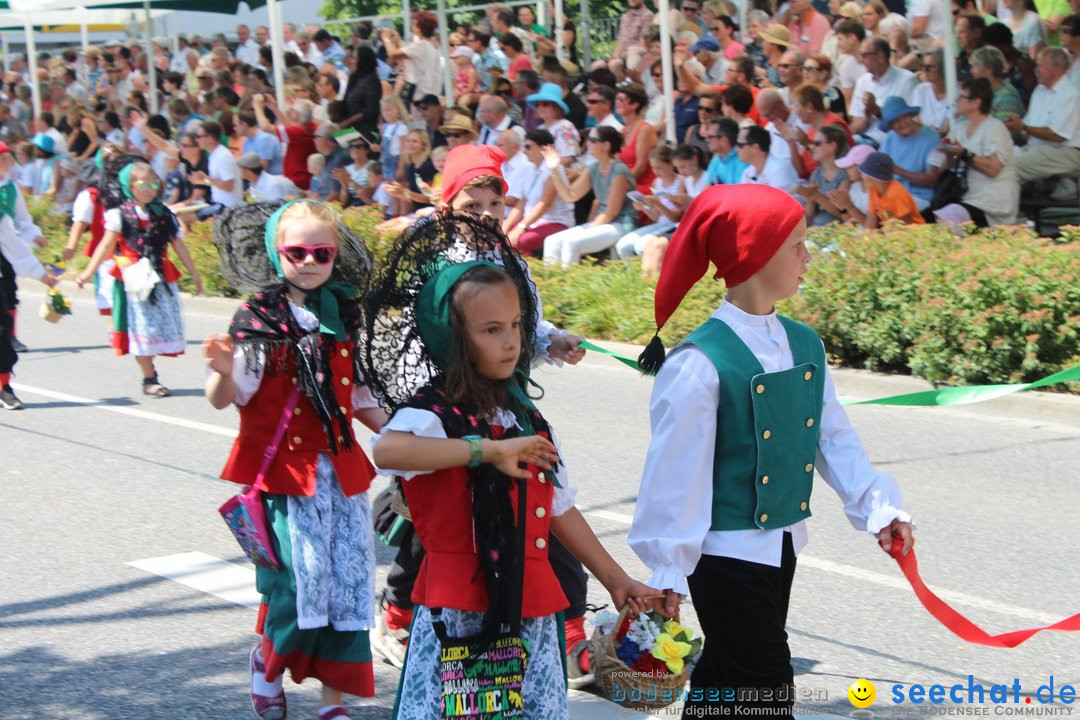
[590,606,688,710]
[390,482,412,521]
[39,299,63,324]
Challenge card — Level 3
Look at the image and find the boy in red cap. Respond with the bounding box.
[373,143,600,687]
[0,142,59,409]
[628,184,915,718]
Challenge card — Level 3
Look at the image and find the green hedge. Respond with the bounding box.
[32,197,1079,390]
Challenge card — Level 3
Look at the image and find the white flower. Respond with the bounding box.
[590,610,620,635]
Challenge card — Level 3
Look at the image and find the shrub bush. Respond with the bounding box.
[31,197,1078,389]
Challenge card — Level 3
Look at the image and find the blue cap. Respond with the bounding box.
[859,151,894,182]
[878,96,921,132]
[526,83,570,115]
[31,132,56,154]
[690,35,721,53]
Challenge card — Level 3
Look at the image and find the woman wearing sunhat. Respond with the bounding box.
[30,133,62,198]
[526,83,581,167]
[757,25,795,88]
[436,115,479,149]
[877,95,943,212]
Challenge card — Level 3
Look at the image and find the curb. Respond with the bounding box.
[24,281,1079,427]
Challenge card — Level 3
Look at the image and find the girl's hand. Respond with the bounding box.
[75,272,90,289]
[548,332,586,364]
[486,435,559,479]
[61,247,77,263]
[203,333,234,376]
[193,276,205,296]
[541,146,562,171]
[606,573,663,617]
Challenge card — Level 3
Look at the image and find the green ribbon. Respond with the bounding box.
[265,200,354,341]
[575,339,1080,407]
[0,179,16,222]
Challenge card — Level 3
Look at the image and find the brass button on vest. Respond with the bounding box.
[762,429,772,440]
[804,463,814,473]
[339,348,350,357]
[535,538,546,549]
[800,501,808,511]
[759,513,768,523]
[805,418,814,428]
[340,377,351,386]
[755,384,765,394]
[535,507,546,518]
[292,435,302,445]
[761,475,769,485]
[804,370,813,381]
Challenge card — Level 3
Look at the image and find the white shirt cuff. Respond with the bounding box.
[646,565,689,598]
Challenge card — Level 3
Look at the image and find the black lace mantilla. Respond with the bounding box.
[359,209,539,414]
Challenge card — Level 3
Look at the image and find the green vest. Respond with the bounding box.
[677,315,826,531]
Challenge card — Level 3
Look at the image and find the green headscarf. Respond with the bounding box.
[416,259,555,482]
[265,200,357,341]
[118,162,167,217]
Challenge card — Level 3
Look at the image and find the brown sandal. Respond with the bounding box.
[142,375,171,397]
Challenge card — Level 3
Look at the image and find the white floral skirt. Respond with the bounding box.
[126,282,185,356]
[394,606,567,720]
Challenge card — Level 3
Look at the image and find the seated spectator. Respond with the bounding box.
[956,13,986,84]
[786,0,832,53]
[633,143,711,276]
[1062,14,1080,86]
[617,84,661,193]
[912,48,950,136]
[982,23,1038,104]
[306,153,327,199]
[705,117,749,184]
[477,95,523,145]
[542,126,636,267]
[1002,0,1047,59]
[1004,48,1080,184]
[720,83,758,129]
[888,26,922,73]
[754,89,796,163]
[335,138,374,207]
[690,34,727,85]
[365,161,393,218]
[504,129,576,256]
[499,33,534,82]
[849,36,919,142]
[238,152,300,202]
[438,115,478,149]
[527,83,581,166]
[737,124,799,190]
[386,128,437,215]
[757,25,795,87]
[189,121,242,221]
[238,113,283,175]
[782,83,854,177]
[834,19,867,110]
[793,124,851,225]
[969,46,1026,138]
[829,143,875,218]
[413,94,448,149]
[684,90,721,152]
[775,48,808,106]
[877,96,943,210]
[585,86,623,132]
[833,150,925,227]
[862,0,907,38]
[497,130,531,214]
[451,45,480,107]
[934,78,1018,227]
[800,53,847,117]
[616,145,684,261]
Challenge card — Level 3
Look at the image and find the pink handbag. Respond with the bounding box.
[218,387,301,570]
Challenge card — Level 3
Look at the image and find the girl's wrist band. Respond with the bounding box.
[463,435,484,467]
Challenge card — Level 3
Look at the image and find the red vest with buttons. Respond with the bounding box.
[82,186,107,257]
[220,341,374,497]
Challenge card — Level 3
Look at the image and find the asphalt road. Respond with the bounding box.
[1,285,1078,720]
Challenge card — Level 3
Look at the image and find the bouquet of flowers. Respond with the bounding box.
[589,608,702,709]
[40,289,73,324]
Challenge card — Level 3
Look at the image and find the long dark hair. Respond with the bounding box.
[444,264,521,417]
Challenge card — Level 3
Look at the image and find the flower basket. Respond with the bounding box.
[589,606,698,710]
[40,289,73,324]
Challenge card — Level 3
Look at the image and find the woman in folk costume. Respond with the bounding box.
[360,210,663,720]
[205,200,386,720]
[0,142,59,410]
[628,185,915,719]
[76,157,203,396]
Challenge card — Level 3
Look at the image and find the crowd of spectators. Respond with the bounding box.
[1,0,1078,275]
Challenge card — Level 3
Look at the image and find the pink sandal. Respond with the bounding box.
[250,646,287,720]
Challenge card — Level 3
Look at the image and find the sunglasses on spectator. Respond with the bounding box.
[802,64,821,71]
[133,180,161,190]
[812,139,829,146]
[278,244,337,264]
[735,141,749,147]
[586,98,604,104]
[776,63,796,69]
[682,5,699,11]
[445,132,471,138]
[698,106,717,113]
[586,135,601,142]
[705,134,723,139]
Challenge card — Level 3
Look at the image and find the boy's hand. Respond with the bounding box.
[651,588,683,618]
[877,518,914,557]
[548,332,585,364]
[486,435,559,478]
[203,332,234,376]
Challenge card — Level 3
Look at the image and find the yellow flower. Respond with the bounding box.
[663,620,692,641]
[650,633,692,675]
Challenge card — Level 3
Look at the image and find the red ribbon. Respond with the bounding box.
[889,538,1080,647]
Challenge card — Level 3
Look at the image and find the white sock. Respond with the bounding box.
[251,650,283,696]
[318,706,346,718]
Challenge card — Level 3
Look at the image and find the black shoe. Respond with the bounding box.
[0,385,25,410]
[11,337,28,353]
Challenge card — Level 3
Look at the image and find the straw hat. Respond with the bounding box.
[437,114,477,137]
[758,24,794,48]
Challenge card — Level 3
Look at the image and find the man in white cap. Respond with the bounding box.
[237,152,300,202]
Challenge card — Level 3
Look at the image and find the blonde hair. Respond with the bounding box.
[431,146,451,164]
[307,152,326,173]
[274,200,340,246]
[381,94,408,124]
[406,128,432,164]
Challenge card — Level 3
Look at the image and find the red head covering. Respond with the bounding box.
[440,144,509,205]
[0,142,10,155]
[654,184,805,331]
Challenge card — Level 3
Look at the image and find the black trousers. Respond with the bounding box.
[0,273,14,376]
[385,518,588,620]
[0,252,17,311]
[682,533,798,720]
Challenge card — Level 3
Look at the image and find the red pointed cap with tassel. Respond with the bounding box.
[638,185,805,374]
[440,144,509,206]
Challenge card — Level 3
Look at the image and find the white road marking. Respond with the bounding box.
[578,508,1063,625]
[12,383,238,438]
[127,551,260,609]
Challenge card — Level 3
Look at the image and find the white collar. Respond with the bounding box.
[715,298,777,328]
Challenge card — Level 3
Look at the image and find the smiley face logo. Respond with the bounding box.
[848,678,876,708]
